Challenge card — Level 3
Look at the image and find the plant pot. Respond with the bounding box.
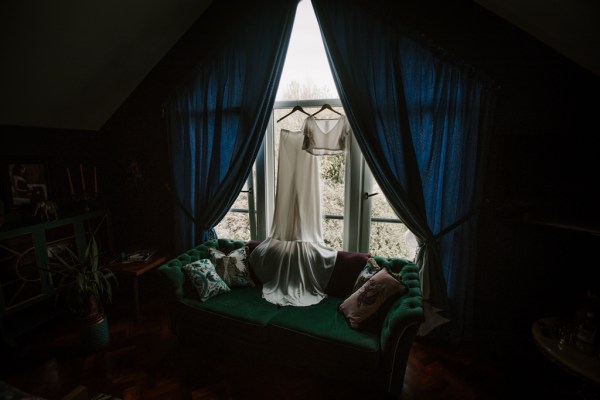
[80,312,110,352]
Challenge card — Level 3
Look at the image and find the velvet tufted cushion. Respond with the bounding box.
[270,296,380,351]
[216,238,247,254]
[376,262,423,353]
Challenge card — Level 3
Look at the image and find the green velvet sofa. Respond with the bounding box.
[156,238,423,395]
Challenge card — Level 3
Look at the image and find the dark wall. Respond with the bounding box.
[472,6,599,341]
[97,0,261,255]
[1,0,598,344]
[97,11,217,255]
[0,126,109,226]
[0,5,215,254]
[388,1,600,343]
[105,0,600,346]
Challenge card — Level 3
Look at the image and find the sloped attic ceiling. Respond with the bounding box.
[0,0,213,131]
[0,0,597,132]
[474,0,600,78]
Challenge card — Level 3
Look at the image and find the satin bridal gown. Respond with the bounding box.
[249,126,338,306]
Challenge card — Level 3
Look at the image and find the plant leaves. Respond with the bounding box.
[43,234,117,316]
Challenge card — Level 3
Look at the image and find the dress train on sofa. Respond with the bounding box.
[249,128,336,306]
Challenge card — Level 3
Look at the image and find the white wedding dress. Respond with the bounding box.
[249,127,337,306]
[302,115,351,155]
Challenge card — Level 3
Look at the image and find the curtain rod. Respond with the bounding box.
[273,98,342,109]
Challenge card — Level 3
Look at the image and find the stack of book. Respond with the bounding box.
[122,249,156,263]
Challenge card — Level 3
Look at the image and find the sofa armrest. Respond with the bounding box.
[372,260,423,394]
[370,259,423,352]
[156,260,186,301]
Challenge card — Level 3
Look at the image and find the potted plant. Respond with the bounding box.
[46,235,117,352]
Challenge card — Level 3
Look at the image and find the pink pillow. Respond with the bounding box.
[339,268,407,329]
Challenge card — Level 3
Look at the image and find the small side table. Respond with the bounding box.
[110,255,167,320]
[532,316,600,385]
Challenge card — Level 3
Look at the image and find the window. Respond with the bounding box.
[214,172,256,240]
[214,1,416,259]
[215,99,417,258]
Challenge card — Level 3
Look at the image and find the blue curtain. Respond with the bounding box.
[312,0,496,340]
[165,0,298,253]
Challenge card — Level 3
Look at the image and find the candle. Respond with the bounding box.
[93,167,98,193]
[66,168,75,195]
[80,164,86,192]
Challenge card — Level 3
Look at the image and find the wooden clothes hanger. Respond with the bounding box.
[276,105,311,123]
[310,103,342,117]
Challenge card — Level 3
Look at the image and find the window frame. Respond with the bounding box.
[220,98,404,253]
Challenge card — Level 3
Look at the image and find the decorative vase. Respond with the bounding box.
[79,297,110,352]
[80,312,110,352]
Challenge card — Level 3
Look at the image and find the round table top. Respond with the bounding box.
[532,316,600,385]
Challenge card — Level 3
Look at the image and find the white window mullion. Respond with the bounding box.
[358,161,373,253]
[255,111,275,240]
[343,133,363,252]
[342,132,374,253]
[246,172,257,240]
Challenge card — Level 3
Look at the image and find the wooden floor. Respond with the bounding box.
[1,282,598,400]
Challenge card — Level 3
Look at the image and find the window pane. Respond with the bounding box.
[369,179,418,260]
[215,211,251,241]
[369,221,416,259]
[273,108,311,185]
[276,1,338,101]
[320,153,345,218]
[215,186,251,241]
[323,218,343,250]
[273,106,346,249]
[370,180,398,220]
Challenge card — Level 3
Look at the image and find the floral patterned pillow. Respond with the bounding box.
[183,259,230,301]
[209,246,255,287]
[339,268,408,330]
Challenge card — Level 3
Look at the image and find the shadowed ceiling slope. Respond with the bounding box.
[0,0,213,131]
[0,0,596,131]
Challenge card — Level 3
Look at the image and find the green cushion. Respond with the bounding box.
[269,296,379,351]
[215,238,248,254]
[196,286,278,324]
[180,286,280,343]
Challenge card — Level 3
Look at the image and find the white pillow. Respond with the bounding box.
[209,246,255,287]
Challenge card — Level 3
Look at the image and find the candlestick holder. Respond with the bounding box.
[72,192,98,212]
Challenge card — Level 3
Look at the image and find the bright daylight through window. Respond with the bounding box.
[214,0,416,259]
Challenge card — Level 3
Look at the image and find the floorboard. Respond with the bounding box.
[1,281,598,400]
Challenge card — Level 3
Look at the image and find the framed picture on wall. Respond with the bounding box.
[7,162,49,210]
